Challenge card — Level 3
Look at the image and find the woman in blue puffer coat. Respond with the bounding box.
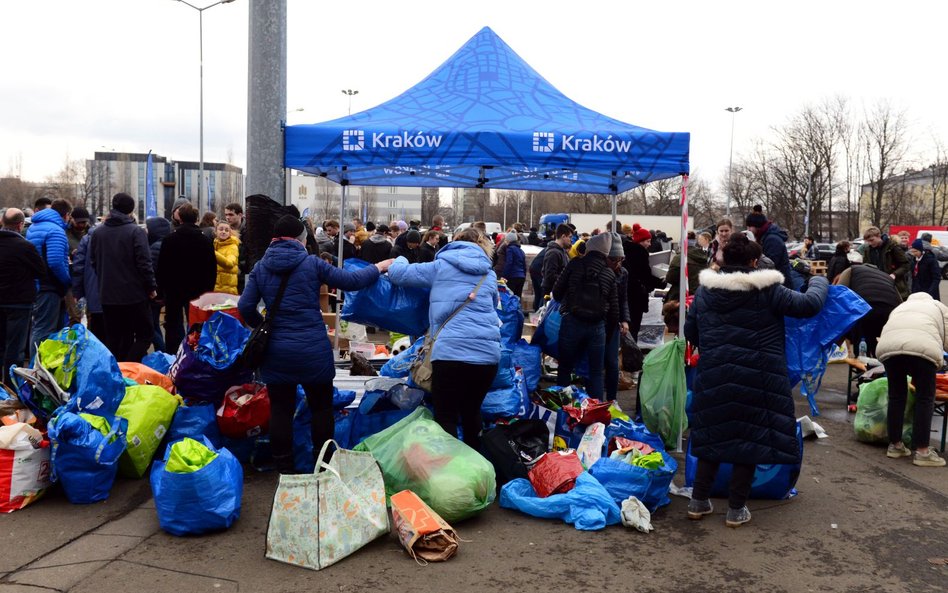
[683,233,827,527]
[238,216,392,473]
[387,228,501,450]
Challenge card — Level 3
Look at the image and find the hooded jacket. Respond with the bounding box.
[664,246,709,301]
[684,268,828,465]
[858,237,910,299]
[238,239,380,384]
[755,221,793,288]
[552,251,619,329]
[540,240,569,296]
[72,226,101,314]
[0,228,46,306]
[876,292,948,366]
[910,250,940,300]
[156,223,217,304]
[387,241,501,365]
[214,236,240,295]
[146,217,172,268]
[359,233,393,264]
[26,208,70,294]
[502,243,526,280]
[90,211,156,305]
[834,265,902,309]
[623,239,661,313]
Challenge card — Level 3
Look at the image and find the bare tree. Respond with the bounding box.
[420,187,440,224]
[315,177,339,223]
[862,101,909,229]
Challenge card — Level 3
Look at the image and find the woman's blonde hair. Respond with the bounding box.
[453,227,493,257]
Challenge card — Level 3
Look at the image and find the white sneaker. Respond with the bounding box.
[886,442,911,458]
[913,449,946,467]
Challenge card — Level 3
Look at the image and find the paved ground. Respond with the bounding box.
[1,364,945,593]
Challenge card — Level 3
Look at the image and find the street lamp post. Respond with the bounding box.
[174,0,236,213]
[725,106,743,219]
[931,164,939,227]
[341,89,359,115]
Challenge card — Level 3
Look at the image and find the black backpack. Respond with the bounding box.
[571,260,608,322]
[529,245,547,274]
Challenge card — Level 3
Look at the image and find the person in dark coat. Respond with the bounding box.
[0,208,46,385]
[90,193,156,363]
[834,257,903,357]
[238,216,391,473]
[156,204,217,354]
[857,226,911,300]
[825,241,852,283]
[501,232,527,298]
[540,224,572,300]
[745,208,793,289]
[419,230,439,263]
[552,232,619,399]
[391,230,421,263]
[527,227,542,246]
[359,225,393,264]
[684,233,828,527]
[604,233,631,401]
[528,239,547,312]
[72,225,105,340]
[908,239,940,300]
[623,224,664,341]
[146,216,173,352]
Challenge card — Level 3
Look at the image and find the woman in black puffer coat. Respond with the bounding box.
[683,234,828,527]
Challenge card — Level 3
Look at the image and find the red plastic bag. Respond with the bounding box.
[189,292,243,326]
[527,450,584,498]
[563,399,612,429]
[217,384,270,439]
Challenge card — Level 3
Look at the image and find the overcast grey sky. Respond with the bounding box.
[1,0,945,193]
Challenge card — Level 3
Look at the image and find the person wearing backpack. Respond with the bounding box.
[528,235,548,312]
[551,232,618,399]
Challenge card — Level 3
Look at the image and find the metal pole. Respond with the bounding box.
[333,183,348,354]
[725,107,742,218]
[804,171,813,238]
[529,192,534,228]
[502,194,507,229]
[676,174,689,453]
[198,9,204,211]
[247,0,287,203]
[933,165,938,227]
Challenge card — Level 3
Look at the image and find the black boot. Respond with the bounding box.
[273,454,296,475]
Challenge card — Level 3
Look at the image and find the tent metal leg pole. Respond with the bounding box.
[333,183,348,355]
[611,192,617,230]
[676,174,690,453]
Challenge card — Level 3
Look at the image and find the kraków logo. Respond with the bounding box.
[532,132,554,153]
[532,132,633,153]
[342,130,364,151]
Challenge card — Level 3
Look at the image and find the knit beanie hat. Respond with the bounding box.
[112,193,135,215]
[273,215,304,240]
[911,239,924,251]
[405,230,422,244]
[505,232,520,245]
[70,207,90,222]
[172,196,190,214]
[609,232,625,258]
[586,231,612,256]
[745,212,767,228]
[632,223,651,243]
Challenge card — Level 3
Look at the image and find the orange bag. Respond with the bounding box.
[390,490,459,562]
[188,292,243,326]
[118,362,175,394]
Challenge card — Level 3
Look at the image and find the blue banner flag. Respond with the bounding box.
[145,151,157,218]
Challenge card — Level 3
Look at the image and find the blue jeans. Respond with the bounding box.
[1,307,32,385]
[557,314,605,399]
[30,291,64,359]
[603,327,620,401]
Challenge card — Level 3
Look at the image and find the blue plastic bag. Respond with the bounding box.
[38,325,126,417]
[527,404,584,450]
[150,437,243,536]
[164,403,222,453]
[168,315,254,404]
[333,387,356,410]
[512,339,542,393]
[490,347,515,390]
[603,419,667,454]
[142,351,176,375]
[684,422,803,500]
[195,312,250,370]
[588,452,678,512]
[341,258,431,335]
[48,411,128,504]
[498,287,524,344]
[380,337,423,378]
[786,286,870,416]
[499,472,621,531]
[349,389,417,446]
[531,301,561,359]
[482,369,530,421]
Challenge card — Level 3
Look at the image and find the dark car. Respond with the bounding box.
[813,243,835,261]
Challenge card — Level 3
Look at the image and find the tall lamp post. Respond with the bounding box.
[931,164,939,227]
[174,0,236,213]
[725,106,743,218]
[341,89,359,115]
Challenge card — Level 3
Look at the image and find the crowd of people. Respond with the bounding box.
[0,193,943,498]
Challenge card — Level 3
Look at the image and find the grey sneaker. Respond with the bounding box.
[687,498,713,520]
[887,442,912,458]
[725,506,752,528]
[913,449,946,467]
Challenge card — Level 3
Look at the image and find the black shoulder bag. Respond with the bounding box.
[239,273,291,370]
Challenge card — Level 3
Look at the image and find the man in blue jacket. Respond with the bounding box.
[27,198,72,357]
[91,193,157,362]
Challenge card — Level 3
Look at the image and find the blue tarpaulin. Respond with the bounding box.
[285,27,689,194]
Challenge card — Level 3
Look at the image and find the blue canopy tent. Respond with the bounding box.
[284,26,691,445]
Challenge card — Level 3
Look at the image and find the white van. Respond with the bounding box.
[454,222,503,236]
[915,230,948,246]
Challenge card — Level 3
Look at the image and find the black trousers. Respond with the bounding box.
[431,360,498,451]
[102,301,154,363]
[882,354,936,450]
[86,312,106,343]
[850,304,894,357]
[0,306,31,386]
[529,270,544,311]
[692,459,756,510]
[163,300,189,355]
[268,382,334,470]
[506,277,525,299]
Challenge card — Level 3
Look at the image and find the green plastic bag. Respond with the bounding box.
[854,378,914,446]
[638,338,688,448]
[79,413,112,437]
[165,438,219,474]
[37,339,75,390]
[354,407,496,522]
[114,385,182,478]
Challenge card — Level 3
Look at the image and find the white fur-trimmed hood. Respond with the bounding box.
[698,268,785,291]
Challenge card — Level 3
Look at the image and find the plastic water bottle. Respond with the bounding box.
[858,339,867,358]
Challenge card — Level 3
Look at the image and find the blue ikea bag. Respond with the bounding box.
[168,313,253,403]
[164,403,221,454]
[499,472,621,531]
[333,387,356,410]
[349,389,416,446]
[603,419,667,455]
[490,347,515,390]
[48,411,128,504]
[512,339,542,393]
[482,369,530,421]
[684,422,804,500]
[141,351,176,375]
[497,287,524,344]
[341,258,431,335]
[150,437,243,536]
[380,337,423,378]
[588,452,678,512]
[530,301,561,358]
[37,325,126,417]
